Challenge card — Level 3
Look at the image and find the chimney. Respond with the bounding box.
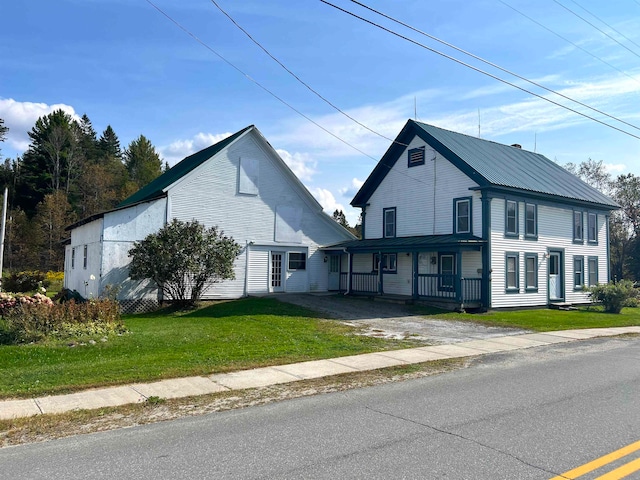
[511,143,522,149]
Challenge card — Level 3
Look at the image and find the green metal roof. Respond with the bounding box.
[118,125,253,208]
[352,120,618,209]
[324,234,485,253]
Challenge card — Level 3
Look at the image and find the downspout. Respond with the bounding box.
[481,191,492,310]
[244,240,251,297]
[605,214,610,282]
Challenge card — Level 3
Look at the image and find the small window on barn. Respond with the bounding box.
[83,245,88,269]
[407,147,425,167]
[288,252,306,270]
[71,247,76,269]
[238,157,259,195]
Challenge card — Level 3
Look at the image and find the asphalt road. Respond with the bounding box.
[3,337,640,479]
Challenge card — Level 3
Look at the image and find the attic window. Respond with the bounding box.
[407,147,425,167]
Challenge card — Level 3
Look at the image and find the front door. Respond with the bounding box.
[328,255,341,291]
[271,252,284,292]
[548,251,563,301]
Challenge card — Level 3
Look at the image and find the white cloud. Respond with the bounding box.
[339,177,365,198]
[311,187,345,215]
[160,132,232,166]
[0,98,78,153]
[276,149,317,182]
[604,163,626,173]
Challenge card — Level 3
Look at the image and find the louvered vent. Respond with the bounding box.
[408,147,425,167]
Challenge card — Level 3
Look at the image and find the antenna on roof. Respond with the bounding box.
[478,108,481,138]
[534,132,537,153]
[414,96,417,120]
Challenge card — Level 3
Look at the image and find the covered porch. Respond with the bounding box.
[324,234,487,310]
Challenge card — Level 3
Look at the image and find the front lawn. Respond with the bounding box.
[413,305,640,332]
[0,297,413,399]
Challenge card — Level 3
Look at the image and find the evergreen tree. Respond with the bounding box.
[77,114,99,164]
[124,135,162,188]
[0,117,8,156]
[98,125,122,160]
[332,209,349,229]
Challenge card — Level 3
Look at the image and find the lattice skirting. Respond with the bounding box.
[119,299,159,314]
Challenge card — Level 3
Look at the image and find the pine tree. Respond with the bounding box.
[98,125,122,160]
[124,135,162,188]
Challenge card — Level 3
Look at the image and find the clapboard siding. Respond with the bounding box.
[490,198,608,308]
[65,218,103,297]
[364,136,481,239]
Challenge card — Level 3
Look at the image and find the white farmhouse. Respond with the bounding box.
[324,120,618,310]
[64,125,353,312]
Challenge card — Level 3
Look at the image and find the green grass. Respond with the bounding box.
[411,305,640,332]
[0,297,413,399]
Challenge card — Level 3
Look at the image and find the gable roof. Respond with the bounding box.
[352,120,618,209]
[118,125,254,208]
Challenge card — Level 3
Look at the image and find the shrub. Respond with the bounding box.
[0,297,125,344]
[3,271,48,293]
[589,280,636,314]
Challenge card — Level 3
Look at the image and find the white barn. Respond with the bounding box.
[64,125,354,311]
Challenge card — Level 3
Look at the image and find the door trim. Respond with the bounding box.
[547,249,565,303]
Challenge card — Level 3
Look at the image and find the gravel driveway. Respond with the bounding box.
[276,293,529,345]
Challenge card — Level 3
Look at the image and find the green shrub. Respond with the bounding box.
[3,271,48,293]
[589,280,636,314]
[1,298,126,344]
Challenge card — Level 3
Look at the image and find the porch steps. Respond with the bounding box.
[549,302,577,311]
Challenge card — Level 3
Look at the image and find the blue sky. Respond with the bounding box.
[2,0,640,224]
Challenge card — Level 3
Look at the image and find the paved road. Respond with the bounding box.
[277,293,528,343]
[3,337,640,479]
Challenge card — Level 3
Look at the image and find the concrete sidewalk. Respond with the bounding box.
[2,327,639,421]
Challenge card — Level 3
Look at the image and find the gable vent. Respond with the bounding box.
[408,147,426,167]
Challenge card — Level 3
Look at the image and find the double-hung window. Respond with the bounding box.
[573,211,583,243]
[574,256,584,289]
[383,208,396,238]
[288,252,306,270]
[505,252,519,292]
[71,247,76,269]
[373,253,397,273]
[505,200,518,236]
[588,257,598,286]
[525,253,538,292]
[587,213,597,243]
[454,198,471,234]
[525,203,537,238]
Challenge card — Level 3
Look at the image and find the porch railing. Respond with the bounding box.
[339,272,349,292]
[417,274,482,302]
[350,272,378,293]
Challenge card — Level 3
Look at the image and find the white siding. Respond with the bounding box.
[66,218,103,298]
[382,253,412,296]
[364,136,481,239]
[490,198,609,308]
[167,129,349,298]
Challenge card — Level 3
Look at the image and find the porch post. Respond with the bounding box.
[481,192,492,309]
[456,250,463,303]
[378,251,383,295]
[412,252,419,299]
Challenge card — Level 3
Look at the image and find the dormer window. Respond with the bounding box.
[407,147,425,167]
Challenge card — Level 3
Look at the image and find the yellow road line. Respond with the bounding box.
[549,440,640,480]
[594,457,640,480]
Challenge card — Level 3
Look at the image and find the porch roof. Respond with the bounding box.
[323,234,485,253]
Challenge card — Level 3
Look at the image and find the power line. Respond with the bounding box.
[498,0,640,87]
[208,0,404,147]
[347,0,640,133]
[143,0,379,162]
[568,0,640,51]
[319,0,640,141]
[551,0,640,59]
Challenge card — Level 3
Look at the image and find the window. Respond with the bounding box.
[525,203,537,238]
[505,200,518,236]
[83,245,88,269]
[525,253,538,291]
[588,257,598,286]
[574,256,584,289]
[454,197,471,234]
[288,252,306,270]
[383,207,396,238]
[505,252,519,292]
[407,147,425,167]
[573,211,583,243]
[439,253,455,290]
[373,253,397,273]
[71,247,75,269]
[588,213,597,243]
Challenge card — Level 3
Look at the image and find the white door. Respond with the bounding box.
[549,252,562,300]
[270,252,284,292]
[328,255,340,291]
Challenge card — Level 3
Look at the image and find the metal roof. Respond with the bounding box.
[352,120,618,209]
[118,125,253,208]
[324,234,485,253]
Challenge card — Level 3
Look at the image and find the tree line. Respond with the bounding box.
[0,111,165,272]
